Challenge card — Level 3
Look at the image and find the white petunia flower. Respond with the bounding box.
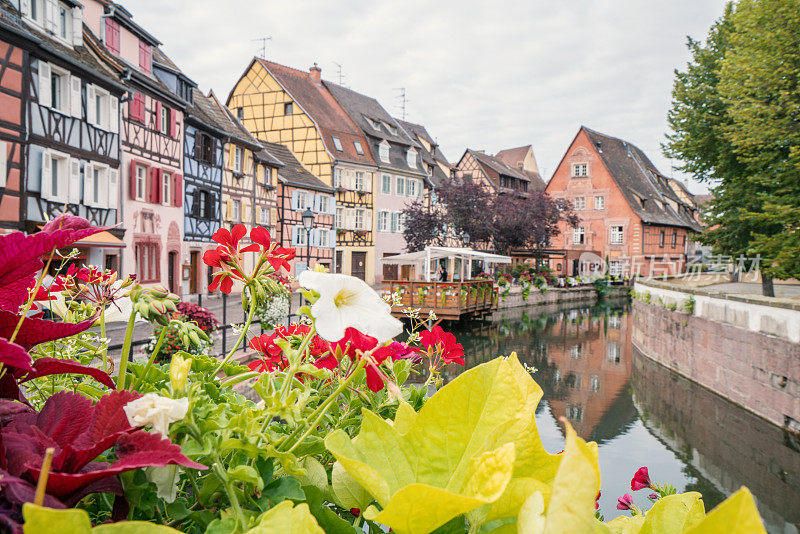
[297,271,403,342]
[123,393,189,436]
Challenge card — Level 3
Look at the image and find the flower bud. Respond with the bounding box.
[170,353,191,395]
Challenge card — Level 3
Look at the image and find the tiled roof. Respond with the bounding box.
[260,141,332,193]
[495,146,530,168]
[469,149,531,182]
[254,148,284,167]
[194,90,263,150]
[256,59,375,166]
[325,82,426,176]
[581,127,701,231]
[395,119,453,187]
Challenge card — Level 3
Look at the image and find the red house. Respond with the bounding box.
[546,127,700,278]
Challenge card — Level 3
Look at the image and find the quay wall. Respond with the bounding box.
[632,279,800,429]
[497,285,629,309]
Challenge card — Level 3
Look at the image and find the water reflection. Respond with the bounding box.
[448,300,800,531]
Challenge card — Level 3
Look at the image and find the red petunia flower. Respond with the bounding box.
[331,328,395,392]
[630,466,652,491]
[419,325,465,366]
[595,490,601,510]
[616,493,633,511]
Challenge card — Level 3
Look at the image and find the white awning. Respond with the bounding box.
[381,247,511,282]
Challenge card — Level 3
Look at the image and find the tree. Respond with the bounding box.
[437,179,494,245]
[401,200,443,252]
[491,192,578,255]
[664,0,800,295]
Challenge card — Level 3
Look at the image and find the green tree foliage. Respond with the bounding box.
[665,0,800,294]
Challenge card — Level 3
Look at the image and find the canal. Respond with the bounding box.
[447,299,800,532]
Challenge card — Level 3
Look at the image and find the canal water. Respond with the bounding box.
[447,299,800,532]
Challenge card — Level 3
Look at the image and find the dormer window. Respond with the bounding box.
[365,117,380,130]
[378,142,390,163]
[29,0,42,23]
[236,107,244,120]
[332,136,343,151]
[104,18,120,55]
[385,122,397,135]
[406,149,417,168]
[353,140,364,155]
[58,4,70,40]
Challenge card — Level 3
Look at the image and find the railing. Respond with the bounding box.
[384,280,497,318]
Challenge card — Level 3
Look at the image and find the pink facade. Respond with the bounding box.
[373,172,425,283]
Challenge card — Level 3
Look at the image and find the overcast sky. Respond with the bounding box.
[133,0,726,193]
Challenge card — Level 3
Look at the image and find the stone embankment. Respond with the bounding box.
[496,284,629,309]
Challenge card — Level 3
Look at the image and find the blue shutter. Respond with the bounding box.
[291,226,299,246]
[328,229,336,248]
[312,193,321,213]
[328,195,336,214]
[310,228,319,246]
[291,190,299,211]
[295,261,308,275]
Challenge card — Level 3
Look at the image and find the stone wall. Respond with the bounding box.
[630,288,800,429]
[497,285,628,309]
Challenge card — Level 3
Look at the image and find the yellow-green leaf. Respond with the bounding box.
[518,491,546,533]
[638,492,704,534]
[393,400,417,434]
[332,461,373,510]
[23,505,91,534]
[94,523,183,533]
[246,501,324,534]
[605,515,645,534]
[325,356,533,534]
[683,487,766,534]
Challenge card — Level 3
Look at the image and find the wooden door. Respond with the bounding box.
[189,251,199,294]
[168,251,177,294]
[351,251,366,280]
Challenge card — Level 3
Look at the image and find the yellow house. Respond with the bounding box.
[227,58,378,283]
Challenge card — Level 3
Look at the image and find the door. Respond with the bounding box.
[104,254,118,273]
[335,250,343,273]
[351,251,366,281]
[189,251,199,294]
[168,251,177,294]
[572,259,579,276]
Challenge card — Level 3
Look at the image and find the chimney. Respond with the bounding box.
[309,63,321,83]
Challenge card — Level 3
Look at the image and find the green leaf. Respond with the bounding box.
[23,505,91,534]
[94,524,183,533]
[228,465,264,491]
[638,492,704,534]
[332,461,373,510]
[295,456,329,495]
[326,356,539,534]
[246,501,323,534]
[605,515,645,534]
[393,401,417,434]
[683,487,766,534]
[302,485,360,534]
[258,476,305,511]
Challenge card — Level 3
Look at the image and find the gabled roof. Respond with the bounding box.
[494,145,545,191]
[469,149,531,183]
[260,141,333,193]
[94,1,161,46]
[580,127,701,231]
[395,119,452,187]
[200,90,264,151]
[254,59,374,166]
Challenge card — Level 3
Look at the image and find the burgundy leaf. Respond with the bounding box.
[0,470,65,509]
[0,340,32,374]
[0,311,98,351]
[61,475,124,508]
[2,424,60,477]
[0,400,32,425]
[19,358,115,390]
[0,373,23,402]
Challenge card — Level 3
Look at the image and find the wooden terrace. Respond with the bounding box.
[384,279,497,321]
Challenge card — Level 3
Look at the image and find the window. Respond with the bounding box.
[574,196,585,210]
[139,42,152,74]
[354,171,364,191]
[58,3,70,41]
[571,163,588,177]
[570,344,582,359]
[573,226,585,245]
[259,207,269,225]
[29,0,42,24]
[199,190,210,218]
[609,261,623,277]
[354,209,364,230]
[354,140,364,155]
[590,376,600,392]
[336,207,343,229]
[91,166,102,206]
[607,342,621,363]
[135,164,147,201]
[610,225,624,245]
[160,106,169,134]
[332,136,343,151]
[381,174,391,194]
[396,176,405,195]
[672,229,678,247]
[233,146,242,173]
[408,179,420,197]
[379,142,390,162]
[283,102,293,115]
[397,212,406,233]
[231,199,241,221]
[659,229,665,248]
[296,191,309,210]
[406,149,417,168]
[318,229,330,247]
[609,316,621,329]
[162,172,171,205]
[236,107,244,120]
[366,117,380,130]
[318,195,330,213]
[378,211,389,232]
[594,196,604,210]
[333,168,342,188]
[385,123,397,135]
[198,134,216,165]
[51,71,63,111]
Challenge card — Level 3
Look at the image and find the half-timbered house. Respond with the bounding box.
[226,59,376,282]
[81,2,188,292]
[324,82,429,284]
[13,0,128,270]
[261,140,335,275]
[0,5,34,232]
[454,148,541,197]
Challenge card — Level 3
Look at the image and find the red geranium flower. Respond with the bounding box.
[248,323,334,373]
[419,325,465,366]
[630,466,652,491]
[203,225,295,294]
[331,328,395,392]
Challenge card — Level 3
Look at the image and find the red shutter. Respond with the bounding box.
[155,101,162,132]
[173,173,183,207]
[129,160,138,199]
[171,109,179,138]
[149,167,161,204]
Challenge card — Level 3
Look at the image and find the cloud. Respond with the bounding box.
[132,0,726,193]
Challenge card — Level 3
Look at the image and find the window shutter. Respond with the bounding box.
[109,96,119,133]
[312,193,320,212]
[390,212,398,233]
[363,172,372,192]
[38,62,51,107]
[309,228,317,247]
[328,229,336,248]
[86,85,96,126]
[145,166,153,203]
[170,109,179,138]
[173,174,182,207]
[291,226,299,246]
[98,168,108,208]
[0,142,6,189]
[44,0,56,33]
[192,189,200,216]
[83,162,93,206]
[69,76,81,118]
[242,200,250,224]
[364,210,372,231]
[345,208,355,230]
[155,101,162,132]
[129,160,138,199]
[254,205,261,224]
[328,195,336,214]
[225,198,232,220]
[108,167,119,209]
[72,6,82,46]
[20,0,30,17]
[68,158,80,204]
[206,192,216,220]
[290,190,299,211]
[40,150,52,200]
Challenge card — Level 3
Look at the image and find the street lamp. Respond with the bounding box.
[302,208,315,271]
[462,232,470,246]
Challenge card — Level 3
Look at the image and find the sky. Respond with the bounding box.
[132,0,727,194]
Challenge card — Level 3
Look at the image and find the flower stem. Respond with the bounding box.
[282,357,367,454]
[99,309,107,373]
[212,295,256,376]
[116,311,137,390]
[130,323,170,391]
[10,255,54,345]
